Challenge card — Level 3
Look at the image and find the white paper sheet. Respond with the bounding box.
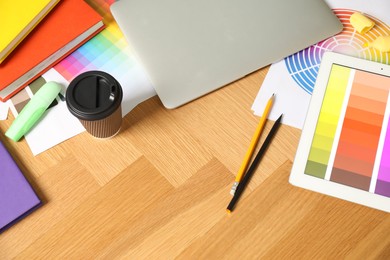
[0,101,8,120]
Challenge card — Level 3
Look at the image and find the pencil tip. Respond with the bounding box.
[226,209,232,214]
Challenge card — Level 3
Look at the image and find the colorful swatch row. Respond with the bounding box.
[305,64,390,198]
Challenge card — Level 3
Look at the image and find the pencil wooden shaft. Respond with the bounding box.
[227,114,282,212]
[235,94,274,183]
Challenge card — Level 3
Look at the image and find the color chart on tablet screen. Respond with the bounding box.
[285,9,390,94]
[305,64,390,198]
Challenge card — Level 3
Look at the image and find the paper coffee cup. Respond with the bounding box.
[66,71,123,138]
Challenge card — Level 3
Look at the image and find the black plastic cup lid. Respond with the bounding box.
[66,71,123,121]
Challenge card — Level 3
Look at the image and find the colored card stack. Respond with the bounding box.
[305,64,390,198]
[0,0,105,101]
[0,0,60,64]
[0,141,41,232]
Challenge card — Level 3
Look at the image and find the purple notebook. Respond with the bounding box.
[0,141,41,232]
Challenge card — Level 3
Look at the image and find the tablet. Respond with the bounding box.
[290,52,390,213]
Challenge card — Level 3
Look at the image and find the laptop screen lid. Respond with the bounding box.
[111,0,342,108]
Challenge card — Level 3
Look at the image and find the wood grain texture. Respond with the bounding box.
[1,68,389,259]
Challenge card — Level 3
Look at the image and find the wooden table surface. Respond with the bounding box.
[1,66,389,259]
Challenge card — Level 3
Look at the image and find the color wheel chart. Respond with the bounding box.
[285,9,390,94]
[305,65,390,198]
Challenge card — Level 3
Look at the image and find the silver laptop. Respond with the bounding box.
[111,0,342,108]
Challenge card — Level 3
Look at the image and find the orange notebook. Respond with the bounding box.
[0,0,105,101]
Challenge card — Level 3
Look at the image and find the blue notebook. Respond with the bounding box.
[0,140,41,232]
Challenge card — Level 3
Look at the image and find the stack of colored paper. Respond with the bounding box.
[0,0,105,101]
[0,0,60,64]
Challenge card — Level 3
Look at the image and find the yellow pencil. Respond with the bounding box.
[230,93,275,195]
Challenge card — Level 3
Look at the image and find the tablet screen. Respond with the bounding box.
[304,64,390,198]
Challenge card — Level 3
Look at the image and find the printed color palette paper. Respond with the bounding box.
[305,64,390,198]
[54,0,133,83]
[54,0,156,116]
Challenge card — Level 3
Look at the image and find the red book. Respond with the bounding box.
[0,0,105,101]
